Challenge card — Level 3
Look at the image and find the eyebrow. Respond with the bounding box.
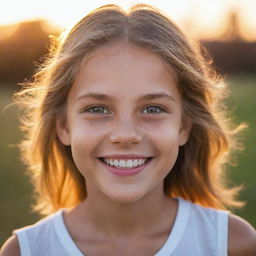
[76,92,176,103]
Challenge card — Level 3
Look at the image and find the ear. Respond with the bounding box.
[179,117,192,146]
[55,110,71,146]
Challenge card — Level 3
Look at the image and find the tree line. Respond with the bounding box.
[0,20,255,89]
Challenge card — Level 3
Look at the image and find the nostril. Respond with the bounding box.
[109,130,143,145]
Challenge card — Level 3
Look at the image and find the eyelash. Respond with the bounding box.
[82,105,167,115]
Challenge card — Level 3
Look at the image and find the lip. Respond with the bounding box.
[98,157,153,177]
[99,154,152,159]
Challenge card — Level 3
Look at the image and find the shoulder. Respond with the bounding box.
[0,211,61,256]
[228,214,256,256]
[0,235,20,256]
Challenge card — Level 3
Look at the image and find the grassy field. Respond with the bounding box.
[225,75,256,225]
[0,75,255,245]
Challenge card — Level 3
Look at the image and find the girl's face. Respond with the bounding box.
[56,43,191,203]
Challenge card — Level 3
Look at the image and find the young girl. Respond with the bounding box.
[1,4,255,256]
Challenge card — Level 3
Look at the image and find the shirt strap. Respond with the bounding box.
[217,210,229,256]
[13,230,31,256]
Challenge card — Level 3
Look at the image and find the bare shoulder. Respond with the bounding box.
[228,214,256,256]
[0,235,20,256]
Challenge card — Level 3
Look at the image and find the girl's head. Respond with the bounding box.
[55,41,191,205]
[16,4,243,214]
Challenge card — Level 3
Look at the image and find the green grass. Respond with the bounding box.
[0,87,39,245]
[225,75,256,225]
[0,75,255,246]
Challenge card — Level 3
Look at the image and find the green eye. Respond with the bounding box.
[82,105,166,115]
[142,106,166,114]
[86,106,110,114]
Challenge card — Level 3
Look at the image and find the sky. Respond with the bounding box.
[1,0,256,40]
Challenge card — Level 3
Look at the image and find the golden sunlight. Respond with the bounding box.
[0,0,255,40]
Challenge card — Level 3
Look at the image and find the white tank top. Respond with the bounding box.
[13,197,229,256]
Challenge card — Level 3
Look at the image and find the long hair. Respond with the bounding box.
[15,4,245,215]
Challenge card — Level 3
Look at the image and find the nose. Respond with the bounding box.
[109,116,143,146]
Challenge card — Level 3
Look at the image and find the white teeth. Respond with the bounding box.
[103,158,147,168]
[127,160,133,168]
[120,160,126,167]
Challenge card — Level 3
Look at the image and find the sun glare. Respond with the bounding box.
[0,0,255,40]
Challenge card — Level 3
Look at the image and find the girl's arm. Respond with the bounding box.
[0,235,20,256]
[228,214,256,256]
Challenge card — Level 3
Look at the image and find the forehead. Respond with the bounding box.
[69,42,181,103]
[80,42,175,80]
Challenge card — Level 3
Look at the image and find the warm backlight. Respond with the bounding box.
[0,0,255,41]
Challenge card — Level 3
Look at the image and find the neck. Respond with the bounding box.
[73,185,177,238]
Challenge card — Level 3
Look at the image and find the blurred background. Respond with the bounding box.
[0,0,255,245]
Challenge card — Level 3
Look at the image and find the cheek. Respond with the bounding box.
[146,122,181,173]
[70,118,108,143]
[142,118,181,144]
[68,120,106,173]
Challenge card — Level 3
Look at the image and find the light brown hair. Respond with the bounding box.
[15,4,245,215]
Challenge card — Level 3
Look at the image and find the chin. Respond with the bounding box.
[104,188,148,204]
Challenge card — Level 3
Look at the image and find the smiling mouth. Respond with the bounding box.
[98,157,153,169]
